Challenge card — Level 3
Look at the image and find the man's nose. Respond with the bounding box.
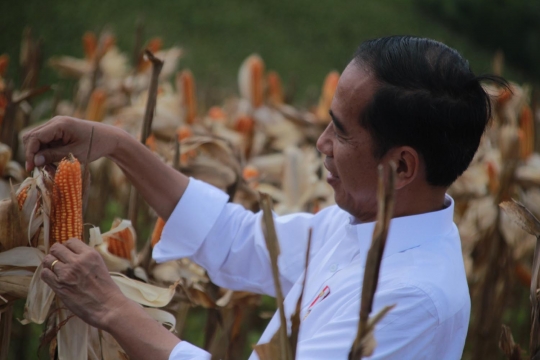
[316,123,332,157]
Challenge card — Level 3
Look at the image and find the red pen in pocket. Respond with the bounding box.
[303,285,331,320]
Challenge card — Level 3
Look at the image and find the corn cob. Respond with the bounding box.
[0,94,6,129]
[85,89,107,122]
[106,219,135,260]
[178,70,198,124]
[180,150,197,166]
[497,87,512,106]
[208,106,226,122]
[242,165,259,182]
[514,262,532,288]
[519,105,534,159]
[316,71,340,122]
[51,154,83,243]
[82,32,97,60]
[243,165,259,189]
[235,116,255,159]
[267,71,284,106]
[0,54,9,77]
[17,185,29,210]
[151,217,166,248]
[486,161,499,195]
[177,125,193,141]
[138,37,162,72]
[145,134,157,152]
[250,57,264,108]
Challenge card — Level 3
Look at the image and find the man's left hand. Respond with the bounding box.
[41,239,128,330]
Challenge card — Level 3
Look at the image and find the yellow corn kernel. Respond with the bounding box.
[52,154,83,244]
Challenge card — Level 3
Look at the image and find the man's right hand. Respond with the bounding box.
[23,115,190,221]
[23,116,121,171]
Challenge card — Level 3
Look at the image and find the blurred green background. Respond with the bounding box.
[1,0,536,107]
[1,0,539,359]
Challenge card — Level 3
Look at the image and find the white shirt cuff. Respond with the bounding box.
[169,341,211,360]
[152,177,230,263]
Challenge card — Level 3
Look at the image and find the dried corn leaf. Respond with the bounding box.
[89,220,136,271]
[0,275,32,299]
[259,192,293,360]
[500,200,540,238]
[499,325,522,360]
[253,332,281,360]
[143,307,176,331]
[57,302,88,360]
[110,272,178,308]
[22,263,55,324]
[350,163,396,360]
[289,229,312,359]
[0,246,44,268]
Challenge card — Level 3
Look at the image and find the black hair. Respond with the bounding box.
[353,36,507,187]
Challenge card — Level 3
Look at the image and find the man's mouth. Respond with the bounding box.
[324,161,340,183]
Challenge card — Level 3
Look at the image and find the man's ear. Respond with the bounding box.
[386,146,420,190]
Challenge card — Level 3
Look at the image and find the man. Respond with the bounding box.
[24,36,503,359]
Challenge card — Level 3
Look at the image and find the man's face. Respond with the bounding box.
[316,61,382,221]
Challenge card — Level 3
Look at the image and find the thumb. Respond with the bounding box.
[35,147,72,167]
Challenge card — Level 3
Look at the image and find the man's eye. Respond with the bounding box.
[333,128,345,141]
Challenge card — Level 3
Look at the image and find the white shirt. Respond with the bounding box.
[154,178,470,360]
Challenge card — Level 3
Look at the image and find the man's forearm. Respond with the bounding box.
[108,129,189,220]
[102,297,180,360]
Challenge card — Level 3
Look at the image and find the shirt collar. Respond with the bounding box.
[352,194,455,259]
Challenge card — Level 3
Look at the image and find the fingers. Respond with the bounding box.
[23,116,73,170]
[43,254,59,270]
[34,146,72,168]
[41,267,59,288]
[64,238,90,254]
[49,242,77,263]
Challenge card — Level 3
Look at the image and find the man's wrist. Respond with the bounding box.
[100,292,135,333]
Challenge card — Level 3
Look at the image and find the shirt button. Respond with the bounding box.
[329,264,338,272]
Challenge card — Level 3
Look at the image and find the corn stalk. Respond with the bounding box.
[128,49,163,233]
[258,192,293,360]
[467,122,520,359]
[349,163,396,359]
[500,200,540,359]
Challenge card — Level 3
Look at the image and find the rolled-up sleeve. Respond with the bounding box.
[152,177,318,296]
[169,341,210,360]
[153,178,229,262]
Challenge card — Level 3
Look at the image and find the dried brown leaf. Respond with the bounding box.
[500,200,540,238]
[499,325,522,360]
[259,192,293,360]
[289,228,312,359]
[350,163,396,360]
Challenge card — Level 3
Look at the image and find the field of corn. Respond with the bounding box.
[0,27,539,360]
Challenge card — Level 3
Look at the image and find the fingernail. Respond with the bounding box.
[25,161,30,171]
[34,154,45,166]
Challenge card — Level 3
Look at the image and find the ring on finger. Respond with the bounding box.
[50,259,59,272]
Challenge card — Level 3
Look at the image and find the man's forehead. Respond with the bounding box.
[332,62,378,121]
